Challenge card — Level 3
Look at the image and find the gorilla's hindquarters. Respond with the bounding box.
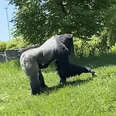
[55,61,95,85]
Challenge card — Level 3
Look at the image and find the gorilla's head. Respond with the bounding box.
[55,34,74,56]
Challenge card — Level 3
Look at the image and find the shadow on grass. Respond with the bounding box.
[43,53,116,74]
[73,53,116,68]
[43,78,93,94]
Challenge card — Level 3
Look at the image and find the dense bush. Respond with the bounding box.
[0,41,7,52]
[111,44,116,53]
[0,38,29,52]
[6,38,29,49]
[105,1,116,46]
[74,31,110,57]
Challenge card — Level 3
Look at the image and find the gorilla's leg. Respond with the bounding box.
[65,63,95,76]
[55,59,96,85]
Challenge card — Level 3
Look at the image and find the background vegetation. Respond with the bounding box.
[9,0,116,46]
[0,38,28,52]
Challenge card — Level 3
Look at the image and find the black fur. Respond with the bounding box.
[55,56,94,85]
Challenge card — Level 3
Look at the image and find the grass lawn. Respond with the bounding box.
[0,53,116,116]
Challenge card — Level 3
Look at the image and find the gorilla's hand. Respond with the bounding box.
[86,67,97,77]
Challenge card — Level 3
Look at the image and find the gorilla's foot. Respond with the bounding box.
[30,83,41,95]
[86,67,97,78]
[31,89,40,95]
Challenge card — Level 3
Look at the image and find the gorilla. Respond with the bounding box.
[20,34,96,95]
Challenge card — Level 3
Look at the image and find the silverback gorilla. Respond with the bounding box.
[20,34,96,95]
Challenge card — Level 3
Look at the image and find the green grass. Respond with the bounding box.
[0,54,116,116]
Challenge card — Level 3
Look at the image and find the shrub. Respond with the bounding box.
[0,38,29,52]
[0,41,7,52]
[6,38,29,50]
[74,31,110,57]
[111,44,116,53]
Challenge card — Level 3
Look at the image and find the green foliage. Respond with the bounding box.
[6,38,29,50]
[0,38,29,52]
[0,41,7,52]
[10,0,112,44]
[0,54,116,115]
[111,44,116,53]
[74,31,110,57]
[105,0,116,46]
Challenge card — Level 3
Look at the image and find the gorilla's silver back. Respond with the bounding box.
[20,34,73,67]
[20,36,57,67]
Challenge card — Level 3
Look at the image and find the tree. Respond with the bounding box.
[10,0,112,44]
[105,0,116,46]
